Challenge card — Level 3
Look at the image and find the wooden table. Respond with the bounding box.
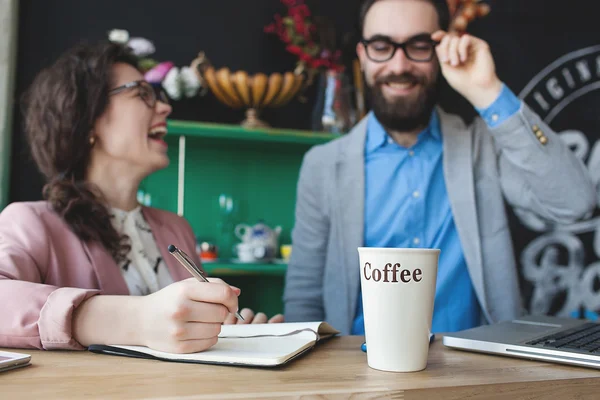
[2,336,600,399]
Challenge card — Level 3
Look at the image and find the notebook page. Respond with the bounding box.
[113,331,317,366]
[218,321,338,339]
[107,322,339,366]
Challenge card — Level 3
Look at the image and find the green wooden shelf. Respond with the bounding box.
[167,119,339,145]
[144,119,337,315]
[202,261,287,277]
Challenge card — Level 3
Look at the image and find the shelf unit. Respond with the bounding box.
[142,119,337,316]
[167,120,338,146]
[202,262,287,277]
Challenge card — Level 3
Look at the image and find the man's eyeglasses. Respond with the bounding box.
[108,80,169,108]
[361,34,440,63]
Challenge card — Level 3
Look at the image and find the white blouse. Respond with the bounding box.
[111,206,173,295]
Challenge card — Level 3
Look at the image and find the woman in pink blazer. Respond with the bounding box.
[0,41,282,353]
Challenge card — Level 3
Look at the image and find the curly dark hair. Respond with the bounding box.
[357,0,450,35]
[22,41,140,263]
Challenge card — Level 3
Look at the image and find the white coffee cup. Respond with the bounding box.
[357,247,439,372]
[235,243,255,262]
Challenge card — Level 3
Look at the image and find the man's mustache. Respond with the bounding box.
[375,73,423,86]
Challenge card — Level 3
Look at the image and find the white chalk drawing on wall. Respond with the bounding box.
[518,45,600,318]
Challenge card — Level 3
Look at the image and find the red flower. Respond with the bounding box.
[265,0,345,73]
[289,3,309,19]
[294,18,305,36]
[294,4,310,18]
[309,59,329,69]
[299,53,313,62]
[285,45,304,56]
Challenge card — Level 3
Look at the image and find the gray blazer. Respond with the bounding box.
[283,104,596,335]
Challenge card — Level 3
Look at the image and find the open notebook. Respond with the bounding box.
[88,321,339,367]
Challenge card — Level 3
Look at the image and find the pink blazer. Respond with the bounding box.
[0,201,201,350]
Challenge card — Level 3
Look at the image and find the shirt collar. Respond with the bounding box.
[110,205,143,231]
[365,110,441,154]
[429,110,441,141]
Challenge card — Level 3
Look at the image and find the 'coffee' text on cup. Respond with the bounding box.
[363,262,422,283]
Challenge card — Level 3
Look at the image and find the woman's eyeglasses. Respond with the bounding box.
[361,34,440,63]
[108,80,169,108]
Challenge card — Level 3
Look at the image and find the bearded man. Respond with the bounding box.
[283,0,596,335]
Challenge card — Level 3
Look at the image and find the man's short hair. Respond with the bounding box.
[357,0,451,36]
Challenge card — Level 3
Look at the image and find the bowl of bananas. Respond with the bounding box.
[191,52,304,129]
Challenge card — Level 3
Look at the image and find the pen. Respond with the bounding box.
[167,244,245,321]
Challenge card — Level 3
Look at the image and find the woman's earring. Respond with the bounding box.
[89,136,96,146]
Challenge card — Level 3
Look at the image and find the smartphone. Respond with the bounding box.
[0,351,31,373]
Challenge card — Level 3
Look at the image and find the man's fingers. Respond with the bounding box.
[436,33,452,63]
[251,312,268,324]
[431,30,446,42]
[448,35,460,66]
[268,314,285,323]
[458,34,471,63]
[238,308,255,324]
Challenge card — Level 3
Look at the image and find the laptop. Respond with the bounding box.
[442,315,600,369]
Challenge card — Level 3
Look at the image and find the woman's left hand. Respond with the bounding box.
[223,308,285,324]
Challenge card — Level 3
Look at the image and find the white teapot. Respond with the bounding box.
[234,221,282,261]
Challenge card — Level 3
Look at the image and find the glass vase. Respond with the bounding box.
[311,69,356,134]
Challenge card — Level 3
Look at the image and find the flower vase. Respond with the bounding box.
[311,69,356,134]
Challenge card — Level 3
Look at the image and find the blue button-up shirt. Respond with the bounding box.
[352,84,521,335]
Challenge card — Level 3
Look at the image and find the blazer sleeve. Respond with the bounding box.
[0,203,99,350]
[283,147,330,322]
[481,103,596,225]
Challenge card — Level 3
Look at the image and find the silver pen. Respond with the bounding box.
[168,244,245,321]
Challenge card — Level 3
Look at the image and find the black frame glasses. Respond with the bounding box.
[108,80,169,108]
[361,34,440,63]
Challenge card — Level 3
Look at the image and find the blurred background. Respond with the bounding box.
[2,0,600,318]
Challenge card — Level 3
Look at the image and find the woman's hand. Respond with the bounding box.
[138,277,240,353]
[223,308,285,325]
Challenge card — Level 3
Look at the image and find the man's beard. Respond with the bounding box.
[367,72,440,132]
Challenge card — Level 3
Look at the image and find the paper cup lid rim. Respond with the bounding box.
[357,247,440,254]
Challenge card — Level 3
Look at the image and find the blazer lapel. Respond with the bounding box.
[83,241,129,295]
[438,108,486,312]
[335,118,368,323]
